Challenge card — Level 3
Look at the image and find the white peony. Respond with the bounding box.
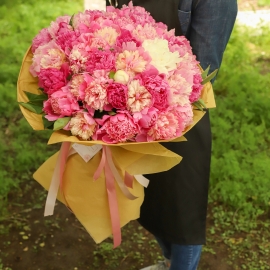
[142,38,181,74]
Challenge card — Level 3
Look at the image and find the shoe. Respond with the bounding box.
[140,260,170,270]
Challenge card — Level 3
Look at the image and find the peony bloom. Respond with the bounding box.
[32,28,52,53]
[168,73,192,106]
[114,70,129,84]
[132,24,158,41]
[140,68,170,111]
[70,74,87,99]
[127,80,152,113]
[38,63,69,95]
[43,87,80,121]
[142,38,180,75]
[107,82,128,110]
[69,45,88,74]
[189,73,203,103]
[147,111,183,141]
[69,111,97,140]
[84,82,108,111]
[115,29,141,48]
[116,49,148,76]
[95,113,139,143]
[30,41,66,77]
[94,27,119,46]
[47,16,71,39]
[55,22,78,51]
[85,48,116,73]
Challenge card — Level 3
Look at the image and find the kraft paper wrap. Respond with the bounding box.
[17,47,216,244]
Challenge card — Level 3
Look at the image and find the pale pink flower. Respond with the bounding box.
[32,28,52,53]
[78,33,110,51]
[168,73,192,106]
[48,16,71,39]
[127,80,152,113]
[94,27,119,46]
[69,45,88,73]
[116,49,148,76]
[132,24,158,41]
[70,74,86,99]
[95,113,139,143]
[147,111,183,141]
[43,87,80,121]
[69,111,97,140]
[30,41,66,76]
[171,104,194,127]
[84,82,108,111]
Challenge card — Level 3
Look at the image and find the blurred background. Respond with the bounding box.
[0,0,270,269]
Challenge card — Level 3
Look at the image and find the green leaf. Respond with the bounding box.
[109,71,115,79]
[108,111,116,116]
[202,69,218,85]
[42,115,54,129]
[192,99,207,111]
[19,102,43,114]
[201,65,210,80]
[69,14,74,28]
[24,91,47,102]
[53,117,71,130]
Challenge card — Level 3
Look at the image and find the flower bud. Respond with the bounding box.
[114,70,129,85]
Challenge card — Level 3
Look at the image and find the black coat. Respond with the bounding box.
[106,0,211,245]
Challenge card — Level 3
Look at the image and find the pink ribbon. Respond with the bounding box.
[44,142,71,216]
[94,146,138,248]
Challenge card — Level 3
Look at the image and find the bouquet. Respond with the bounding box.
[17,2,216,247]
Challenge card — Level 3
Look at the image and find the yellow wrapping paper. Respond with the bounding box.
[17,47,216,244]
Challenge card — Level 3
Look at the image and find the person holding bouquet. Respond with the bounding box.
[106,0,238,269]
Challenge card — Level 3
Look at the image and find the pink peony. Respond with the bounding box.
[95,113,139,143]
[189,73,203,103]
[127,80,152,113]
[69,111,97,140]
[70,74,88,100]
[85,48,116,73]
[43,87,80,121]
[47,16,71,39]
[140,68,170,111]
[115,29,141,48]
[30,41,66,77]
[56,22,79,51]
[69,45,88,73]
[32,28,52,53]
[116,48,149,76]
[147,111,184,141]
[84,82,108,111]
[107,82,128,110]
[38,63,69,95]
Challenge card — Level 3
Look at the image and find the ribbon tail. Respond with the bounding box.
[104,147,122,248]
[105,147,137,200]
[93,146,106,181]
[44,142,71,216]
[124,171,134,188]
[134,175,150,188]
